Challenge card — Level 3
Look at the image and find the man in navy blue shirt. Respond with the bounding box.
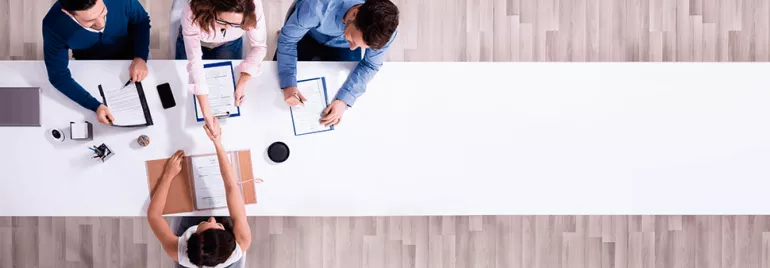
[276,0,399,127]
[43,0,150,125]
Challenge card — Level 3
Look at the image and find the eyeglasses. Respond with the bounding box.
[215,19,242,28]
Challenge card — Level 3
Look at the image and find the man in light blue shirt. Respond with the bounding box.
[276,0,399,127]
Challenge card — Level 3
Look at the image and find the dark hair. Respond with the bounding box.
[189,0,258,35]
[186,219,236,267]
[355,0,399,49]
[59,0,98,13]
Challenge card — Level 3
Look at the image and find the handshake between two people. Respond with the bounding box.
[160,117,224,179]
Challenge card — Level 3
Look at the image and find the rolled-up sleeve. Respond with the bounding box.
[276,0,322,89]
[238,0,268,77]
[181,5,209,95]
[335,30,397,107]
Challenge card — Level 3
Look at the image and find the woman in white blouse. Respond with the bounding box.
[176,0,267,132]
[147,118,250,268]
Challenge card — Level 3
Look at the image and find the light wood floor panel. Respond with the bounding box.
[2,0,770,61]
[2,216,745,267]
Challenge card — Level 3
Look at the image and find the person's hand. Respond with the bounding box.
[235,73,250,106]
[283,86,306,107]
[163,150,185,180]
[96,104,115,125]
[203,117,222,144]
[320,100,347,127]
[129,58,148,82]
[235,85,246,107]
[203,115,220,137]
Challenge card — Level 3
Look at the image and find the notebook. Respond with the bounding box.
[0,87,40,127]
[98,81,153,127]
[290,77,334,136]
[194,61,241,122]
[145,150,258,215]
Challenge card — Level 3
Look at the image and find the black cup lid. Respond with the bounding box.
[268,142,290,163]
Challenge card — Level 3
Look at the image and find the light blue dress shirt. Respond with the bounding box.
[276,0,397,106]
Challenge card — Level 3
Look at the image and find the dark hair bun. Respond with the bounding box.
[187,228,237,266]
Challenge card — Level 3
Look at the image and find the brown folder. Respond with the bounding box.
[146,150,258,215]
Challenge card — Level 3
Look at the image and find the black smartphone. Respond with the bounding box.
[157,83,176,109]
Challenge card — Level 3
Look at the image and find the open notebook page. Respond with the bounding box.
[104,83,146,126]
[196,65,238,118]
[290,79,331,135]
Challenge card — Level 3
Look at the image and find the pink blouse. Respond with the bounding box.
[181,0,268,95]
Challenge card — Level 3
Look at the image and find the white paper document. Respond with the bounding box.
[190,154,230,210]
[103,82,147,126]
[290,78,332,135]
[196,64,239,119]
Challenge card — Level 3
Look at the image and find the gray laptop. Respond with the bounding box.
[0,87,41,127]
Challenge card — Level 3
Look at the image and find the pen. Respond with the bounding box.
[293,93,304,105]
[124,80,132,87]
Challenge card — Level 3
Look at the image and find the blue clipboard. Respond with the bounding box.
[290,77,334,136]
[193,61,241,122]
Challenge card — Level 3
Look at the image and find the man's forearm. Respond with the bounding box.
[132,27,150,61]
[128,4,151,60]
[335,60,380,107]
[276,34,299,89]
[54,78,102,112]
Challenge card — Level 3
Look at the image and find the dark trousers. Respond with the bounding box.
[273,33,363,62]
[175,27,244,60]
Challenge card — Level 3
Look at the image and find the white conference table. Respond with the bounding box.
[1,61,769,216]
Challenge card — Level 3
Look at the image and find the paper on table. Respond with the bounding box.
[290,79,331,135]
[196,65,238,118]
[104,83,146,126]
[190,154,229,210]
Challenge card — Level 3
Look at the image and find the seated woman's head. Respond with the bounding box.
[190,0,257,33]
[186,217,236,267]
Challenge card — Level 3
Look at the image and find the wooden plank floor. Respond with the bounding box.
[3,0,770,267]
[1,0,769,61]
[2,216,769,267]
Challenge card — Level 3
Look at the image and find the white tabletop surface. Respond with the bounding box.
[1,61,769,216]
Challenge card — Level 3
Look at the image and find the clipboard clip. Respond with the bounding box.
[215,111,231,119]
